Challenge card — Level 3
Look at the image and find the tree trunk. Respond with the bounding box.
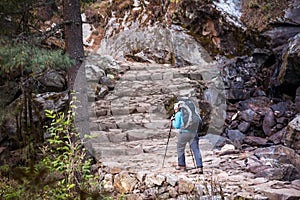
[63,0,89,141]
[38,0,56,21]
[63,0,84,89]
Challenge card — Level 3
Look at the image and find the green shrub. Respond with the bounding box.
[0,43,75,79]
[0,98,103,199]
[41,98,101,199]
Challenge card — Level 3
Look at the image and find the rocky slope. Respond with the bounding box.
[0,0,299,199]
[80,54,300,199]
[78,0,300,199]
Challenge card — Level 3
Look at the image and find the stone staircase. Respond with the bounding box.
[87,62,216,171]
[82,61,300,199]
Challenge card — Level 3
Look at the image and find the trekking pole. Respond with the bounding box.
[162,122,172,168]
[189,145,196,169]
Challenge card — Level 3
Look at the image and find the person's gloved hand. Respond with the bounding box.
[170,114,175,121]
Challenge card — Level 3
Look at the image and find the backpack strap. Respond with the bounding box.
[177,101,192,129]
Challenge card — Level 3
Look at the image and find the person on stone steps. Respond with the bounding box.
[171,102,203,174]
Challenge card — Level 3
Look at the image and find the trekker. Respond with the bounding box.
[171,102,203,174]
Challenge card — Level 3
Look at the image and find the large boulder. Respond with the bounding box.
[83,54,121,100]
[241,0,300,49]
[35,69,67,92]
[273,33,300,93]
[296,87,300,113]
[284,115,300,151]
[97,24,213,66]
[0,81,20,107]
[246,145,300,181]
[263,108,276,136]
[177,0,259,56]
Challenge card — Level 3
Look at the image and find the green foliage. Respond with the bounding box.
[0,0,42,35]
[0,98,103,199]
[248,1,259,9]
[81,0,97,5]
[0,43,75,79]
[248,0,275,13]
[41,98,101,199]
[0,0,36,13]
[0,177,24,200]
[261,2,275,13]
[81,0,97,3]
[0,164,9,176]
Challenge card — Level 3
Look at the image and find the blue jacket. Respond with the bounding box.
[172,111,193,133]
[172,111,183,129]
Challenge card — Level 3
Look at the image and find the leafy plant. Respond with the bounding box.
[0,43,75,79]
[248,1,259,9]
[42,97,101,199]
[0,97,104,199]
[0,41,75,150]
[260,2,275,13]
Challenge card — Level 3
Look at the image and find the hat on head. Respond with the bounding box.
[174,102,180,110]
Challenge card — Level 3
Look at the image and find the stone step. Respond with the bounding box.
[111,80,199,97]
[92,145,144,158]
[89,113,171,131]
[123,62,217,75]
[87,62,211,169]
[88,128,177,143]
[86,129,219,158]
[122,62,173,71]
[90,136,179,160]
[114,76,197,87]
[99,149,179,170]
[89,90,200,118]
[111,86,198,98]
[119,69,181,81]
[91,94,168,110]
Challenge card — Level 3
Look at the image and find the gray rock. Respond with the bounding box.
[226,129,245,144]
[263,109,276,136]
[268,128,285,145]
[85,64,106,82]
[244,136,268,147]
[107,130,127,143]
[36,70,66,92]
[284,115,300,151]
[271,102,289,118]
[275,33,300,87]
[254,145,300,180]
[97,24,214,67]
[145,173,165,187]
[143,187,158,199]
[136,171,147,182]
[239,109,256,122]
[166,174,178,187]
[255,181,300,200]
[100,76,115,90]
[238,121,250,133]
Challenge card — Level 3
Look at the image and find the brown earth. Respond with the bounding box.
[241,0,290,31]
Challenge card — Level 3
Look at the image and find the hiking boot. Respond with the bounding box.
[175,166,186,172]
[198,167,203,174]
[190,167,203,174]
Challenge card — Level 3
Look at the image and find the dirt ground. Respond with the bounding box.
[241,0,290,31]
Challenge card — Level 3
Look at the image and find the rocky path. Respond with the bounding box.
[88,62,206,169]
[86,61,300,199]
